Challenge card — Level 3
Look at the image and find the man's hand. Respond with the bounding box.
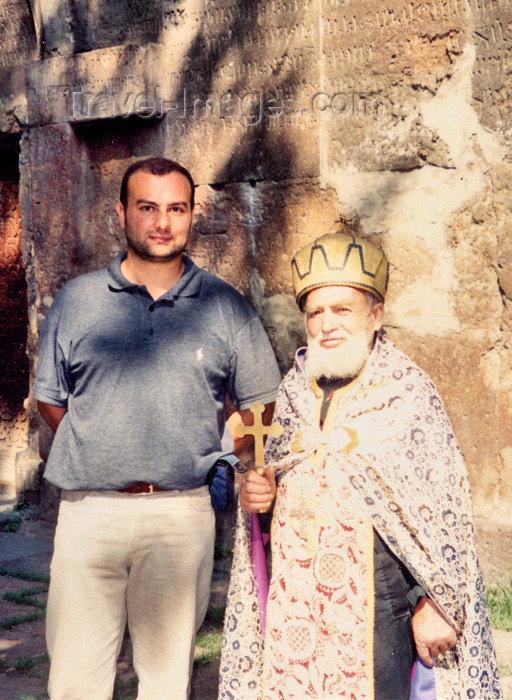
[412,597,457,667]
[239,465,276,513]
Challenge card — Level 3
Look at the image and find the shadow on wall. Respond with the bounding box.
[31,0,303,283]
[37,0,167,56]
[31,0,404,335]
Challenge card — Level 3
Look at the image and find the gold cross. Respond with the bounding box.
[234,400,283,475]
[290,493,317,540]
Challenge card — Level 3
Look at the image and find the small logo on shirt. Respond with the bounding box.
[196,348,204,362]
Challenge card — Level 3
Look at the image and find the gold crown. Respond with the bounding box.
[292,233,388,307]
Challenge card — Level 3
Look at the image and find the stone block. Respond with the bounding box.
[26,39,320,182]
[0,0,37,69]
[188,182,253,295]
[253,180,343,298]
[321,0,467,172]
[471,1,512,151]
[39,0,163,56]
[249,272,305,374]
[0,1,35,130]
[475,518,512,584]
[0,64,27,132]
[386,328,501,519]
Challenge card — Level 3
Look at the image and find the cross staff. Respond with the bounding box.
[234,400,283,475]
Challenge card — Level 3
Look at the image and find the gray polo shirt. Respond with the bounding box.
[33,254,281,490]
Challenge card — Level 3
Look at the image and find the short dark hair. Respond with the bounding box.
[119,157,195,209]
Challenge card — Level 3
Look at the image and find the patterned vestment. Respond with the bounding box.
[264,454,371,698]
[219,333,503,700]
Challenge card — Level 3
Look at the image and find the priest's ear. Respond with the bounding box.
[370,301,384,333]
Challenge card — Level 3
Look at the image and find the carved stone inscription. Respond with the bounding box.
[319,0,468,171]
[0,0,37,67]
[323,0,467,89]
[29,0,319,127]
[471,0,512,144]
[27,0,321,181]
[182,0,318,89]
[40,0,163,56]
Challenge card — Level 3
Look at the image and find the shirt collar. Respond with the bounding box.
[107,252,202,299]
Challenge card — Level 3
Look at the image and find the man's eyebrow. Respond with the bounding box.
[135,198,189,207]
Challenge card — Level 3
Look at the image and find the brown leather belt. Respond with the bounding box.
[117,482,167,495]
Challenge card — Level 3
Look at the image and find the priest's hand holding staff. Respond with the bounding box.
[239,465,276,513]
[230,400,282,514]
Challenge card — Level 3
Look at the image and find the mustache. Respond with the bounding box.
[305,331,371,380]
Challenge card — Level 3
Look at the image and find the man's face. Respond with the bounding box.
[115,170,194,263]
[304,285,384,379]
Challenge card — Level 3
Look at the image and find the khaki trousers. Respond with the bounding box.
[46,487,215,700]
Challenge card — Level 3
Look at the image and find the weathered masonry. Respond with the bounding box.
[1,0,511,578]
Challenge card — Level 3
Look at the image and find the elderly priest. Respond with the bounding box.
[220,232,502,700]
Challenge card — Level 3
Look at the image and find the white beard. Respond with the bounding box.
[305,330,372,380]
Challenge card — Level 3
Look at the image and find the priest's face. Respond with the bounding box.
[304,285,384,380]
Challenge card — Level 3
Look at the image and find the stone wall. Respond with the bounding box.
[0,181,28,501]
[1,0,511,575]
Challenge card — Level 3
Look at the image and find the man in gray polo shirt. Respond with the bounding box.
[33,157,281,700]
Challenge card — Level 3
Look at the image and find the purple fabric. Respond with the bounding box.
[410,657,437,700]
[250,513,270,633]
